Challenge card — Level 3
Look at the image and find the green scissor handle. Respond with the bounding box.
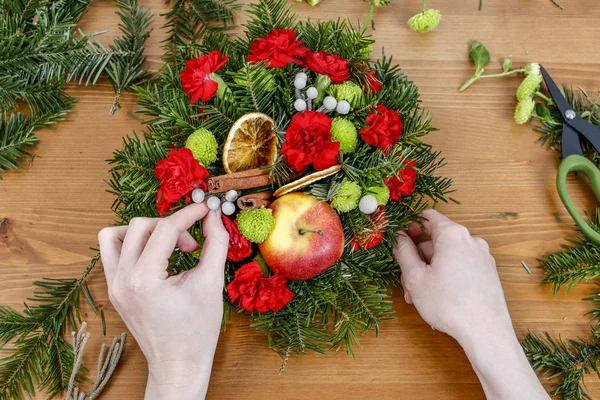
[557,154,600,245]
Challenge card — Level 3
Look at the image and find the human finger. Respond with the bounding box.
[120,218,201,266]
[191,209,229,285]
[418,209,453,241]
[417,241,434,264]
[138,203,209,278]
[394,231,426,278]
[401,274,413,304]
[98,226,127,285]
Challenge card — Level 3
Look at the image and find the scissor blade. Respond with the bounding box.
[540,65,572,115]
[562,123,583,158]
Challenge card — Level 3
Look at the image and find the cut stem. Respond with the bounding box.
[459,68,526,92]
[422,0,427,12]
[535,91,553,104]
[362,3,375,35]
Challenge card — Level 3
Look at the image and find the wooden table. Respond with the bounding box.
[2,0,600,398]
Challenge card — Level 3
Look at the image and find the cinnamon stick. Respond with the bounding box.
[207,168,271,193]
[237,191,273,210]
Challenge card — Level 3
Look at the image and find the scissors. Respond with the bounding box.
[543,65,600,244]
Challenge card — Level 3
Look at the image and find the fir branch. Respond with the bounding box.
[0,254,100,399]
[105,0,153,115]
[522,331,600,400]
[539,210,600,295]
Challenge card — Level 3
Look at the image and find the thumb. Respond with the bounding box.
[394,231,426,278]
[190,209,230,287]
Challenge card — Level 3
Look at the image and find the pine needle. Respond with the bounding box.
[521,260,533,276]
[554,213,561,223]
[489,212,518,219]
[551,0,565,9]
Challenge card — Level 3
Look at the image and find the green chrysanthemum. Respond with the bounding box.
[525,63,541,79]
[234,67,275,91]
[514,98,535,125]
[331,118,358,153]
[365,184,390,206]
[236,207,276,243]
[408,9,441,33]
[331,179,362,212]
[516,74,541,101]
[185,128,218,166]
[329,81,363,108]
[359,44,373,59]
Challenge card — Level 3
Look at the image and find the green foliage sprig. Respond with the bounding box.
[0,254,100,400]
[0,0,152,177]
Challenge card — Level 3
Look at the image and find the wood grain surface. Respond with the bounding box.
[1,0,600,398]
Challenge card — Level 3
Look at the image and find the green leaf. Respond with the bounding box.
[502,56,512,73]
[469,40,490,72]
[535,102,550,119]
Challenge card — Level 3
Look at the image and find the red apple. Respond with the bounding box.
[258,192,345,280]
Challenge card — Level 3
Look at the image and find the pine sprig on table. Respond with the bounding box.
[522,331,600,400]
[0,254,100,400]
[0,0,152,177]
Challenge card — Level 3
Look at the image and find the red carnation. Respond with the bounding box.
[180,50,228,103]
[305,51,350,84]
[248,29,308,68]
[156,189,175,217]
[350,207,388,250]
[360,105,403,151]
[227,261,295,313]
[222,216,253,262]
[155,148,209,207]
[364,72,382,94]
[281,111,340,172]
[385,161,417,202]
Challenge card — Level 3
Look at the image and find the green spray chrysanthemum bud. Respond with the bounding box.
[331,179,362,213]
[516,74,541,101]
[210,73,230,98]
[185,128,218,166]
[514,98,535,125]
[525,63,541,79]
[365,184,390,206]
[329,81,363,108]
[236,207,275,243]
[359,44,373,59]
[408,9,441,33]
[307,0,320,5]
[314,74,332,103]
[331,118,358,153]
[234,67,276,91]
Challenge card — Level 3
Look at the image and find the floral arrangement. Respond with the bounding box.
[109,0,451,362]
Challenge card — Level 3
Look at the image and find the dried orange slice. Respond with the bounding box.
[222,112,277,174]
[273,165,342,197]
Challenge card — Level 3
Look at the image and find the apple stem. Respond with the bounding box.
[299,228,324,236]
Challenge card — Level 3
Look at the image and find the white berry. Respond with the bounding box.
[323,96,337,111]
[306,87,318,100]
[191,189,205,204]
[294,98,307,112]
[225,190,239,202]
[295,72,307,81]
[221,201,236,216]
[359,195,378,215]
[336,100,351,115]
[207,196,221,211]
[294,78,306,89]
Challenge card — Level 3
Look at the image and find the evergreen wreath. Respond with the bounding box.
[109,0,452,364]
